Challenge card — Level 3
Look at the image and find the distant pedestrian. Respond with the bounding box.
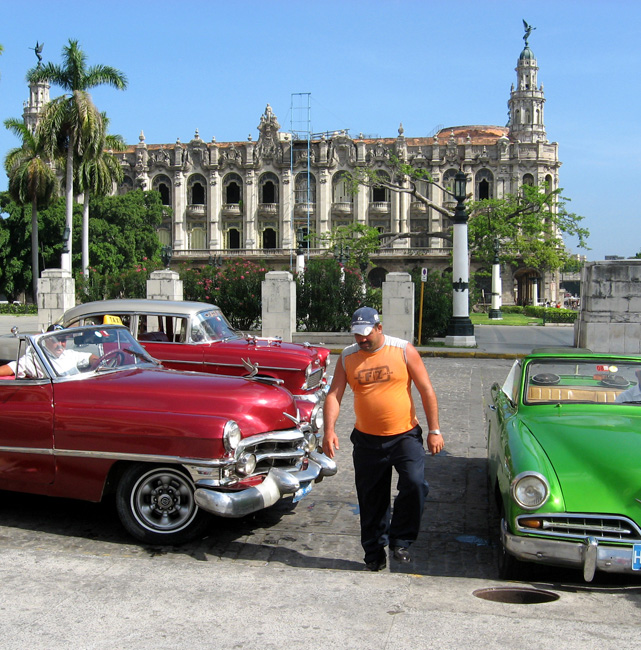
[322,307,442,571]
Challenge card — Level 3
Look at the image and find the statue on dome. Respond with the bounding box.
[522,20,536,46]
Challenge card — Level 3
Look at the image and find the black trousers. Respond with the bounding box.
[351,425,429,563]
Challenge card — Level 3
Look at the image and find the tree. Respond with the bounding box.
[346,158,589,271]
[314,223,381,271]
[0,195,68,301]
[76,114,126,278]
[27,39,127,273]
[3,118,58,302]
[80,189,164,276]
[466,183,589,270]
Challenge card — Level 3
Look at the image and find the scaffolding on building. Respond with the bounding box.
[290,92,312,264]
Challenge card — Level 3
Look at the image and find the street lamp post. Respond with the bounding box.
[161,245,173,269]
[489,236,503,320]
[333,241,350,282]
[296,227,306,276]
[444,170,476,347]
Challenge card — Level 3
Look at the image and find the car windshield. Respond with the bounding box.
[191,309,240,343]
[35,325,158,378]
[524,359,641,405]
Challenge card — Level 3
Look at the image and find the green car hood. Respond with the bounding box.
[520,410,641,517]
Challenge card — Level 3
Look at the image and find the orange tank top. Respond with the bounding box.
[342,335,417,435]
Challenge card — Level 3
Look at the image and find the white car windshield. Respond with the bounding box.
[36,325,157,377]
[191,310,240,343]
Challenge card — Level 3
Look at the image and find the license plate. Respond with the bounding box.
[633,544,641,571]
[293,481,313,503]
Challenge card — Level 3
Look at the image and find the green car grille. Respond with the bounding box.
[516,514,641,543]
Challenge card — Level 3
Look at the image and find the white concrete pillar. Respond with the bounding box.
[382,272,414,342]
[146,270,184,301]
[262,271,295,341]
[37,269,76,331]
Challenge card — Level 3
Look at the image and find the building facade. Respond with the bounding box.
[23,34,562,305]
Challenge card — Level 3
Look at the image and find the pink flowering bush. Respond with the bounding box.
[182,259,267,330]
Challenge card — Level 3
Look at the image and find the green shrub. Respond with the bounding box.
[296,259,377,332]
[412,269,453,344]
[0,302,38,315]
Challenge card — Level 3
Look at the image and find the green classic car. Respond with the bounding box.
[487,348,641,582]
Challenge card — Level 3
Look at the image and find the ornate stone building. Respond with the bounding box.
[22,32,562,305]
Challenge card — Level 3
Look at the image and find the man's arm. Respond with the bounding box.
[406,343,443,455]
[322,357,347,459]
[0,363,15,376]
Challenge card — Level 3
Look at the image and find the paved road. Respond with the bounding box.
[0,314,575,356]
[1,350,640,649]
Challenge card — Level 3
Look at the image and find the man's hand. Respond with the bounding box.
[426,432,444,455]
[322,431,340,459]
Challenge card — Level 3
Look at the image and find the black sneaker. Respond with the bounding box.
[364,554,387,571]
[391,546,411,563]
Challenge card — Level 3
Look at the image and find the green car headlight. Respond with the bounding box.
[511,472,550,510]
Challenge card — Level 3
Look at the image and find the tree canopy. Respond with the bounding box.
[345,157,589,271]
[27,39,127,272]
[0,190,164,301]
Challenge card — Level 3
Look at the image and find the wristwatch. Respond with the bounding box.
[428,429,441,435]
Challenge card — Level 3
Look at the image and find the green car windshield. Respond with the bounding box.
[523,360,641,405]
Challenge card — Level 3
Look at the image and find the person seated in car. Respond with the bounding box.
[615,369,641,403]
[0,326,98,378]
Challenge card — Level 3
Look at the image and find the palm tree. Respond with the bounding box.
[4,118,59,302]
[76,116,126,278]
[27,39,127,273]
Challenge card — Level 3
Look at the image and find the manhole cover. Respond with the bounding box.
[473,587,559,604]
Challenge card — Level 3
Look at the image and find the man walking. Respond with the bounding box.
[322,307,443,571]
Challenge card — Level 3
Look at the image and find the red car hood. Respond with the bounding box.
[53,367,298,435]
[216,337,325,368]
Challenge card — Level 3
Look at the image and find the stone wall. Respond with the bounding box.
[575,260,641,353]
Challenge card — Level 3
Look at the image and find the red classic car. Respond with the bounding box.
[62,300,330,432]
[0,324,336,544]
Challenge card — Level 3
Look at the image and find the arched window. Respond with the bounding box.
[442,169,458,198]
[475,169,494,200]
[295,172,316,203]
[120,176,134,195]
[262,228,277,249]
[523,173,535,186]
[188,226,206,250]
[153,175,172,206]
[223,173,243,204]
[371,171,390,203]
[332,171,353,203]
[188,174,207,205]
[259,172,279,204]
[227,228,241,249]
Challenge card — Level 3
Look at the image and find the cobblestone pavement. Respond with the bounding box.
[0,355,513,579]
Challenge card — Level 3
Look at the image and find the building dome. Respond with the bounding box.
[519,46,535,61]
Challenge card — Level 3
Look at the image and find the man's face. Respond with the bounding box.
[44,335,67,358]
[354,323,384,352]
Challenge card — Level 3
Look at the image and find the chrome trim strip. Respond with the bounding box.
[0,445,228,468]
[202,361,301,373]
[236,429,303,453]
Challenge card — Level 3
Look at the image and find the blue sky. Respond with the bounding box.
[0,0,638,261]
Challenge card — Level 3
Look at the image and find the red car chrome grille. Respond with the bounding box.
[305,367,324,391]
